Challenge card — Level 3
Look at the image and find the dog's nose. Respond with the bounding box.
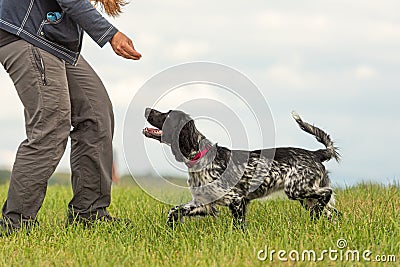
[145,108,152,118]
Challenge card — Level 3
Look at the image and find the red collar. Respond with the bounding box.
[186,144,212,168]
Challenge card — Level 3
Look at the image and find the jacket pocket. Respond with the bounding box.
[38,12,82,52]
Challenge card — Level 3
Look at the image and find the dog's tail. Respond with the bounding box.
[291,111,340,162]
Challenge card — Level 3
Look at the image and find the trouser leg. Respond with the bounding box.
[66,56,114,218]
[0,40,70,228]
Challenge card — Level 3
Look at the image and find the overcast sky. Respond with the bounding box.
[0,0,399,186]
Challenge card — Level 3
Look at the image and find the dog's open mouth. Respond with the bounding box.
[143,127,162,141]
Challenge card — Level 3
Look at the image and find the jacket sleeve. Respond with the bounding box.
[55,0,118,47]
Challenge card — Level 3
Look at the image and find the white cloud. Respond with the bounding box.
[105,76,147,106]
[166,40,210,61]
[264,64,319,90]
[0,150,15,169]
[354,65,379,79]
[151,84,220,110]
[256,10,331,31]
[0,75,22,120]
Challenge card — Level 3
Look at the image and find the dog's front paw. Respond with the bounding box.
[310,204,324,221]
[166,207,185,227]
[209,205,219,217]
[231,217,247,232]
[326,209,342,224]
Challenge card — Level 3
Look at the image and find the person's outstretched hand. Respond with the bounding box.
[110,31,142,60]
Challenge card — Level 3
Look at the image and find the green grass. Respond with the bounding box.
[0,183,399,266]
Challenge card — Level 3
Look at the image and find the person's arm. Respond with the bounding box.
[56,0,117,47]
[56,0,141,60]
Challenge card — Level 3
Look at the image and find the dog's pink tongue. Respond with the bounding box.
[144,127,162,135]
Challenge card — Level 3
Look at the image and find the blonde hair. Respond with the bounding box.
[92,0,128,17]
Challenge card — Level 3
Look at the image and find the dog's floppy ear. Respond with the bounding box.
[169,114,198,162]
[178,119,198,158]
[171,134,185,162]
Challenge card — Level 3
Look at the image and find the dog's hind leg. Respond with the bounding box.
[299,198,317,211]
[167,202,218,226]
[229,198,248,231]
[298,191,342,222]
[320,173,342,222]
[323,194,342,222]
[286,185,333,220]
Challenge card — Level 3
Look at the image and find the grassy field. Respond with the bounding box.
[0,182,399,266]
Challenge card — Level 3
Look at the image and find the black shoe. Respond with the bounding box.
[0,219,15,237]
[66,213,131,227]
[0,218,38,237]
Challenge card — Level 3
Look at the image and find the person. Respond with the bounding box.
[0,0,141,236]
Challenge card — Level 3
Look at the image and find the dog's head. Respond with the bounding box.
[143,108,200,162]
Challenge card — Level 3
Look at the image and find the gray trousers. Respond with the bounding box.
[0,40,114,227]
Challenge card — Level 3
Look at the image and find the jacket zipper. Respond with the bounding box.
[32,47,48,86]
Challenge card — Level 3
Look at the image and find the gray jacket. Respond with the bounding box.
[0,0,118,65]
